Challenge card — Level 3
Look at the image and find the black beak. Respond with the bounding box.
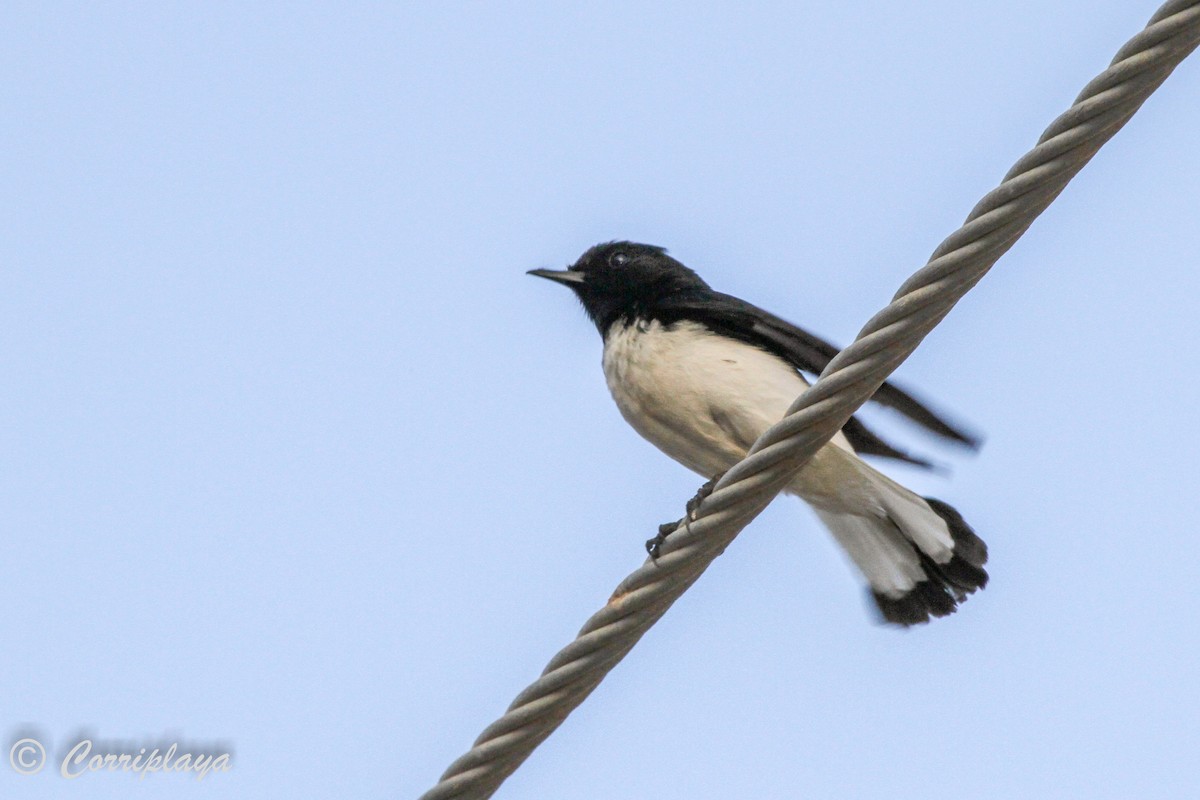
[527,268,586,286]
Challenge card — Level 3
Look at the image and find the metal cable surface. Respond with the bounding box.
[420,3,1200,797]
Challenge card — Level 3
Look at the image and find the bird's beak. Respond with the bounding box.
[527,268,586,286]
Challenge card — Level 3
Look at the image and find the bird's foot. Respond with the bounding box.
[646,521,679,560]
[646,472,726,560]
[686,471,725,521]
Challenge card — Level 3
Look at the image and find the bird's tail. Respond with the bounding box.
[812,476,988,626]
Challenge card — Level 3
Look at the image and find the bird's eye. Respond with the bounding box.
[608,252,630,267]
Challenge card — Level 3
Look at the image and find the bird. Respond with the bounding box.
[528,241,987,626]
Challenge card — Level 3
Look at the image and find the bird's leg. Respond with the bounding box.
[646,471,726,560]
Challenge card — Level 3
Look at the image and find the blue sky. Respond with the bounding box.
[2,3,1198,799]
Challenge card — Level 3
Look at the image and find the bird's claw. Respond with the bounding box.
[646,521,678,560]
[647,472,726,560]
[685,472,724,521]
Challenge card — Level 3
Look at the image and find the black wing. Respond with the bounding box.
[653,290,980,467]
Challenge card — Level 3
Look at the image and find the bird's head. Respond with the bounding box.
[528,241,709,332]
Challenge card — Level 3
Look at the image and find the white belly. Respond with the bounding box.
[601,319,875,512]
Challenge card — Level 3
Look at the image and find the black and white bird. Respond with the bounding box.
[529,241,988,626]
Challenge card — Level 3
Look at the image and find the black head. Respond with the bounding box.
[528,241,710,333]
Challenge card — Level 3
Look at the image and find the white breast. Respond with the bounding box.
[600,318,874,512]
[601,320,819,475]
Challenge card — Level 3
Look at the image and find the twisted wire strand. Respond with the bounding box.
[421,4,1200,798]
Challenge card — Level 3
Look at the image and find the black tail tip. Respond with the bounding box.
[873,497,989,627]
